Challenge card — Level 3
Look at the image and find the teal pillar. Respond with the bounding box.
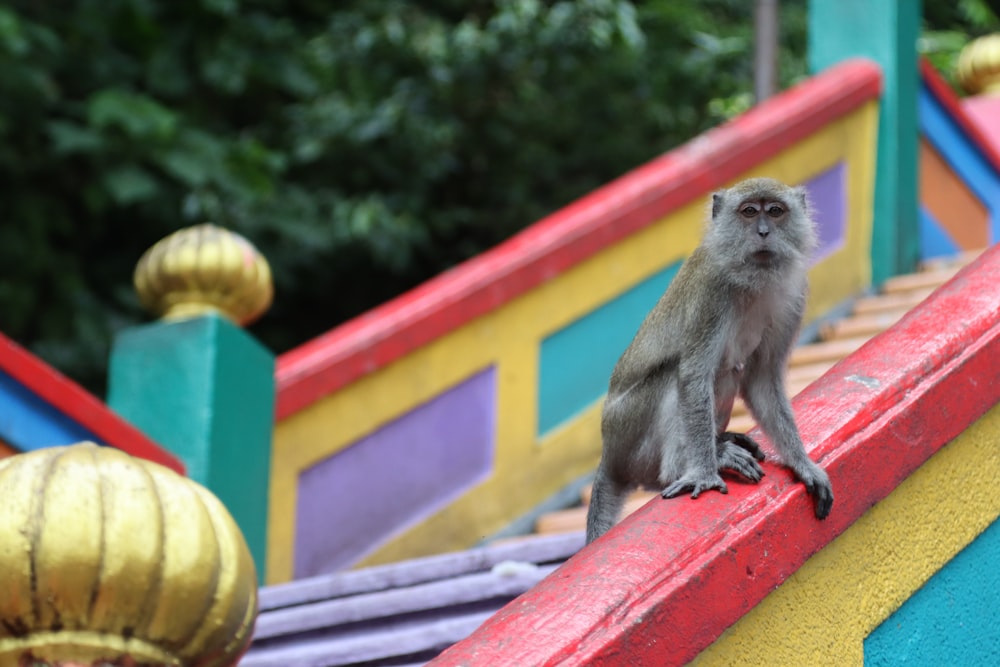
[808,0,921,283]
[107,224,275,584]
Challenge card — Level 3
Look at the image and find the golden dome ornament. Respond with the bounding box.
[0,443,258,667]
[134,224,274,326]
[956,32,1000,96]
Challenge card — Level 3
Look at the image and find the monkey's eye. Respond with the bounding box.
[740,205,759,217]
[766,205,785,217]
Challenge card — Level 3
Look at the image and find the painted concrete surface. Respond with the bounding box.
[962,96,1000,156]
[809,0,920,282]
[692,404,1000,666]
[917,74,1000,254]
[0,369,100,450]
[294,367,497,577]
[537,261,682,436]
[865,518,1000,666]
[919,207,961,260]
[0,332,181,472]
[108,313,274,582]
[919,138,989,255]
[806,162,848,260]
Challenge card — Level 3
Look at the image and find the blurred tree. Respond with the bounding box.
[0,0,982,395]
[921,0,1000,89]
[1,0,804,393]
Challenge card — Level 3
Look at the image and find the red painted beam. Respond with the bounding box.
[920,57,1000,175]
[0,333,185,474]
[275,59,883,419]
[430,245,1000,666]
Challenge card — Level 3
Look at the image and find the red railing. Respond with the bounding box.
[0,332,185,474]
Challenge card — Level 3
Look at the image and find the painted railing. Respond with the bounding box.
[431,241,1000,666]
[0,331,183,473]
[918,58,1000,259]
[266,58,882,583]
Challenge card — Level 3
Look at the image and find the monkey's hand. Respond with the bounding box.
[718,432,766,462]
[793,461,834,520]
[716,435,765,483]
[662,472,728,501]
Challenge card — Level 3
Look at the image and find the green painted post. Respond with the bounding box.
[106,225,275,584]
[808,0,921,283]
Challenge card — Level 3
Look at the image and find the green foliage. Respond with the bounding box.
[0,0,809,393]
[921,0,1000,88]
[2,0,973,396]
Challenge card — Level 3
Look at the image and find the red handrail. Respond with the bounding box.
[0,332,185,474]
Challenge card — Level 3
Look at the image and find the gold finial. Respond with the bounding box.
[0,443,258,667]
[134,224,274,326]
[957,33,1000,96]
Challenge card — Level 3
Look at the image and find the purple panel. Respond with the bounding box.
[803,162,847,262]
[294,367,497,577]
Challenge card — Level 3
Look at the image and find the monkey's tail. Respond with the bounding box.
[585,465,626,544]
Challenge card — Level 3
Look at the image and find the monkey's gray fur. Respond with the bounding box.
[586,177,834,544]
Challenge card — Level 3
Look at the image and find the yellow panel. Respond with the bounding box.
[692,402,1000,666]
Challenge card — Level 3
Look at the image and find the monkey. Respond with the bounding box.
[585,177,833,543]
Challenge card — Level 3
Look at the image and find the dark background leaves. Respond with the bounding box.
[0,0,995,393]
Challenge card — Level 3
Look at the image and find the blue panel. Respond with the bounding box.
[864,518,1000,666]
[0,370,99,450]
[538,261,682,435]
[919,85,1000,246]
[918,206,960,261]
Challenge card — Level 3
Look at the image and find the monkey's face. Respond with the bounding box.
[735,197,790,266]
[708,179,816,270]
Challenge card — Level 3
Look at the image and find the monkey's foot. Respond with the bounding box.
[793,461,834,519]
[717,438,765,483]
[717,432,765,462]
[661,473,728,500]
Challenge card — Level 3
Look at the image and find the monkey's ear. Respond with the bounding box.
[712,192,724,218]
[794,186,809,209]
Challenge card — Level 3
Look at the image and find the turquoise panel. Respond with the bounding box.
[537,261,682,435]
[808,0,921,282]
[918,206,960,261]
[108,314,274,584]
[864,517,1000,666]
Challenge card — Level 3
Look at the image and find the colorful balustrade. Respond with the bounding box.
[267,58,881,584]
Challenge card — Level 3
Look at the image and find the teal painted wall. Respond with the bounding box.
[108,314,274,583]
[808,0,921,283]
[537,261,682,435]
[865,517,1000,665]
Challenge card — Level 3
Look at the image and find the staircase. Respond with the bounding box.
[245,249,983,667]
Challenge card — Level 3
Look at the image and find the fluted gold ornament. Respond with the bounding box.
[134,224,273,326]
[0,443,258,667]
[957,33,1000,95]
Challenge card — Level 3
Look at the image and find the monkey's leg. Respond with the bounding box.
[585,465,628,544]
[716,434,765,483]
[741,367,834,519]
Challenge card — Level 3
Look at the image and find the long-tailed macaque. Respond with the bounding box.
[586,178,833,543]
